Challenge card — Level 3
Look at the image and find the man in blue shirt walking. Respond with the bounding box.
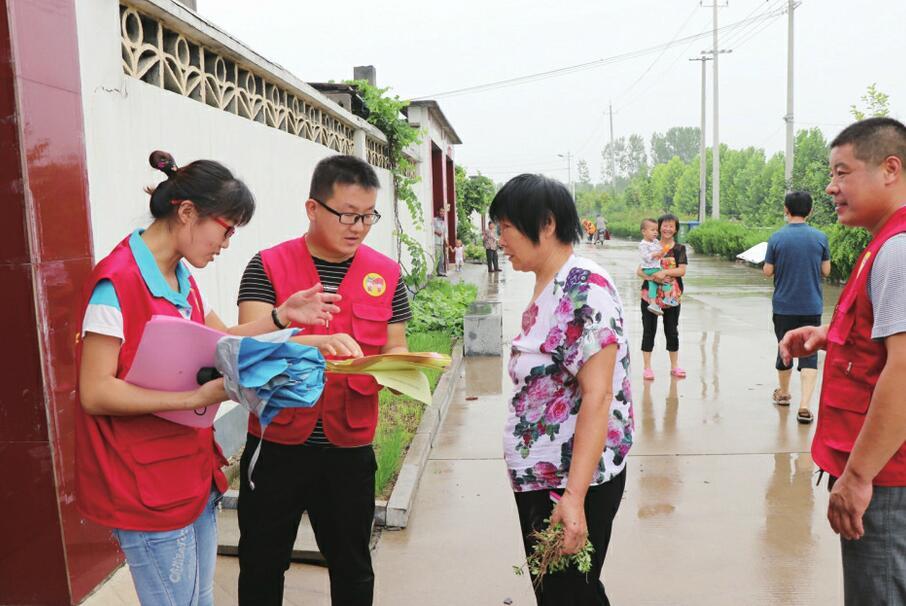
[764,191,831,424]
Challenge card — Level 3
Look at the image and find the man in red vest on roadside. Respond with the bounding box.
[781,117,906,604]
[235,155,411,605]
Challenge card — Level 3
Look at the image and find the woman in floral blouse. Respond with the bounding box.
[490,174,633,605]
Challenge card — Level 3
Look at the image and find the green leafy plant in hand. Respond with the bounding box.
[512,519,595,589]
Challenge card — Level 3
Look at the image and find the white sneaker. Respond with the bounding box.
[647,303,664,316]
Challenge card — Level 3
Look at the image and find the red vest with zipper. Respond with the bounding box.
[812,206,906,486]
[74,235,228,531]
[253,236,399,446]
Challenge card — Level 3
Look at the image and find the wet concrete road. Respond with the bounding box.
[87,240,845,605]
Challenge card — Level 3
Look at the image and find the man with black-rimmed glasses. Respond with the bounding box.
[235,155,411,606]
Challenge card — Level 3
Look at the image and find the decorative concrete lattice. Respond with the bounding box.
[366,136,392,170]
[120,4,357,156]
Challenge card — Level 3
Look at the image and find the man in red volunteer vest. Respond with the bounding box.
[781,117,906,604]
[235,155,411,605]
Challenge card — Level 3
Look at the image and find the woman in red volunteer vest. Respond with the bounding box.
[76,151,340,606]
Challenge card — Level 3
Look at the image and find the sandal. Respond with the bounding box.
[670,367,686,378]
[643,368,655,381]
[796,408,814,424]
[772,388,791,406]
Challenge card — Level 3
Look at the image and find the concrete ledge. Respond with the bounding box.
[383,342,464,528]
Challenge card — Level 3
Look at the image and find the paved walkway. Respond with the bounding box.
[87,240,845,605]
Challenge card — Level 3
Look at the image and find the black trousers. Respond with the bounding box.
[486,248,500,272]
[514,471,627,606]
[640,300,680,352]
[772,313,822,371]
[237,434,376,606]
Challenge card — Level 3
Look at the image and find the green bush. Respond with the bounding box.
[684,219,873,282]
[607,219,642,240]
[465,242,485,262]
[407,278,478,337]
[822,223,872,283]
[685,220,775,260]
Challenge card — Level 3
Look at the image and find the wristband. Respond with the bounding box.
[271,307,288,329]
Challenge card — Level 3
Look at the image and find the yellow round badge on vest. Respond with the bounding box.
[363,273,387,297]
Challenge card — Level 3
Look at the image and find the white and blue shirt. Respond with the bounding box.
[81,229,210,341]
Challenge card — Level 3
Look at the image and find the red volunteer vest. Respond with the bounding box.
[253,236,399,446]
[812,206,906,485]
[74,235,228,531]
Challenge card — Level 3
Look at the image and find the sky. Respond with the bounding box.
[196,0,906,185]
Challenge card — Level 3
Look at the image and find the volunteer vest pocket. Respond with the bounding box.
[130,433,206,510]
[823,358,872,415]
[351,303,391,346]
[345,374,380,429]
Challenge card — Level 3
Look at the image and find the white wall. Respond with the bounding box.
[76,0,404,325]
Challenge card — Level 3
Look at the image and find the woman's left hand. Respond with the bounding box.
[551,490,588,555]
[277,283,342,327]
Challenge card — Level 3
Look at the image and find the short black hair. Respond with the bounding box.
[657,213,679,234]
[310,155,380,202]
[488,174,581,245]
[831,117,906,167]
[784,191,813,218]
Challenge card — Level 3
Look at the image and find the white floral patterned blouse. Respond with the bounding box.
[504,255,634,493]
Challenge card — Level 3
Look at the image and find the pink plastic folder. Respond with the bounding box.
[123,315,226,428]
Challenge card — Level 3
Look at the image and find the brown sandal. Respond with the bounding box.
[796,408,814,424]
[772,388,791,406]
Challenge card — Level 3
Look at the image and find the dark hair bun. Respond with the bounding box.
[149,150,178,178]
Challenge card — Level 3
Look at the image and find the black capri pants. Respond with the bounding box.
[773,314,821,371]
[641,301,680,352]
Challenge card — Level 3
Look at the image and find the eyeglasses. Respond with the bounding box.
[313,198,381,226]
[211,216,236,239]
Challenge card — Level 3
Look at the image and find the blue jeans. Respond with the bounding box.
[113,489,222,606]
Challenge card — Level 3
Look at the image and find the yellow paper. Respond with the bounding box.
[326,352,451,373]
[325,352,450,405]
[367,369,433,404]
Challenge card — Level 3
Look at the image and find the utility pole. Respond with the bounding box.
[701,1,727,218]
[607,101,616,193]
[690,55,712,223]
[558,152,573,199]
[784,0,795,190]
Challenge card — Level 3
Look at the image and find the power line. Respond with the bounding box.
[732,2,792,49]
[613,4,699,104]
[409,5,793,101]
[721,0,785,48]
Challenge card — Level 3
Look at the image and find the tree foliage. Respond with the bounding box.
[650,127,701,165]
[850,83,890,121]
[454,166,495,244]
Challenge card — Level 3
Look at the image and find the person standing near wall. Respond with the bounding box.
[781,118,906,605]
[763,191,831,424]
[235,155,412,606]
[76,152,338,606]
[433,212,448,276]
[483,220,501,273]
